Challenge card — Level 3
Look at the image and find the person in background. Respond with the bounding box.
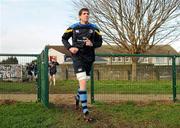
[49,59,59,86]
[32,62,38,82]
[26,63,33,82]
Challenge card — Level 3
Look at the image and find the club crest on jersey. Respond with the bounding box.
[83,37,87,40]
[89,29,93,33]
[78,68,82,72]
[75,30,80,33]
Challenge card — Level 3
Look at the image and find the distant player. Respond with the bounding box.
[26,63,33,82]
[49,59,59,86]
[62,8,102,122]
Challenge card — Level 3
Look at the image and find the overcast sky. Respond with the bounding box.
[0,0,76,54]
[0,0,180,54]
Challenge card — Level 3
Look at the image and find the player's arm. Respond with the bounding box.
[62,27,79,54]
[62,27,73,50]
[93,28,102,48]
[55,62,59,65]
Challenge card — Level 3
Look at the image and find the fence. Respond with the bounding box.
[1,47,179,107]
[176,56,180,101]
[0,46,49,108]
[90,54,180,103]
[0,54,39,102]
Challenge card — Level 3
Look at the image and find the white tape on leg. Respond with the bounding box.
[76,72,87,81]
[86,76,90,81]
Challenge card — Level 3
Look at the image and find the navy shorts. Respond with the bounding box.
[50,72,56,76]
[72,59,93,76]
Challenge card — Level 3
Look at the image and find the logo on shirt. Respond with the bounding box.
[75,30,80,33]
[78,68,82,72]
[83,37,87,40]
[89,29,93,33]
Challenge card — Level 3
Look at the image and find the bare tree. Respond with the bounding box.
[74,0,180,80]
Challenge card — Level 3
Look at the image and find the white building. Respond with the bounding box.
[47,45,179,65]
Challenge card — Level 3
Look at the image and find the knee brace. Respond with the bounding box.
[86,76,90,81]
[76,72,87,81]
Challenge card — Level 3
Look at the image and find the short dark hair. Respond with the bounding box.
[79,8,89,16]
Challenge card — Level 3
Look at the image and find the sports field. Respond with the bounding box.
[0,80,180,94]
[0,100,179,128]
[1,80,180,127]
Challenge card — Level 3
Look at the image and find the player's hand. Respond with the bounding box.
[69,47,79,54]
[84,38,93,47]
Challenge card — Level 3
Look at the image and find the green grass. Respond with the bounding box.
[49,80,180,94]
[94,101,180,128]
[0,102,57,128]
[0,101,180,128]
[94,80,179,94]
[0,80,180,94]
[0,81,36,94]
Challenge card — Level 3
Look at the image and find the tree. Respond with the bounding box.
[74,0,180,80]
[0,57,18,64]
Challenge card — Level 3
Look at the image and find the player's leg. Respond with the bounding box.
[72,60,82,109]
[76,61,94,122]
[76,73,89,114]
[53,74,56,86]
[73,60,89,115]
[75,87,80,110]
[49,74,52,86]
[82,61,94,121]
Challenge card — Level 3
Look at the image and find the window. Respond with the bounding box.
[156,57,165,64]
[112,57,116,62]
[125,57,130,62]
[118,57,123,62]
[143,57,148,63]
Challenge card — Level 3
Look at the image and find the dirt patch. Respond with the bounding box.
[95,94,173,102]
[0,99,16,105]
[0,94,36,102]
[0,94,178,104]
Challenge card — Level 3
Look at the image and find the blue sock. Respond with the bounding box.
[79,90,88,114]
[76,88,80,100]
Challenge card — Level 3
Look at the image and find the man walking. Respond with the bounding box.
[62,8,102,122]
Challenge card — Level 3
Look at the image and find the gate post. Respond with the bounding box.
[44,46,49,107]
[172,56,176,102]
[90,64,95,104]
[37,55,41,102]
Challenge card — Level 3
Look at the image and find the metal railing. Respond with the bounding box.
[90,54,180,103]
[0,54,39,102]
[0,46,49,108]
[2,49,179,106]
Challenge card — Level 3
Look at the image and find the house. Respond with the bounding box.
[47,45,179,80]
[47,45,178,65]
[47,45,107,64]
[178,51,180,65]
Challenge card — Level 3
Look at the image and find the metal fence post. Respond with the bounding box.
[90,64,95,104]
[37,55,41,102]
[172,56,177,102]
[44,46,49,107]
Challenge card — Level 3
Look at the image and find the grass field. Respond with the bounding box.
[0,101,179,128]
[0,81,36,94]
[0,80,180,94]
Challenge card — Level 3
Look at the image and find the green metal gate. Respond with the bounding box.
[37,46,49,107]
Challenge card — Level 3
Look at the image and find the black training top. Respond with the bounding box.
[49,61,59,74]
[62,22,102,62]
